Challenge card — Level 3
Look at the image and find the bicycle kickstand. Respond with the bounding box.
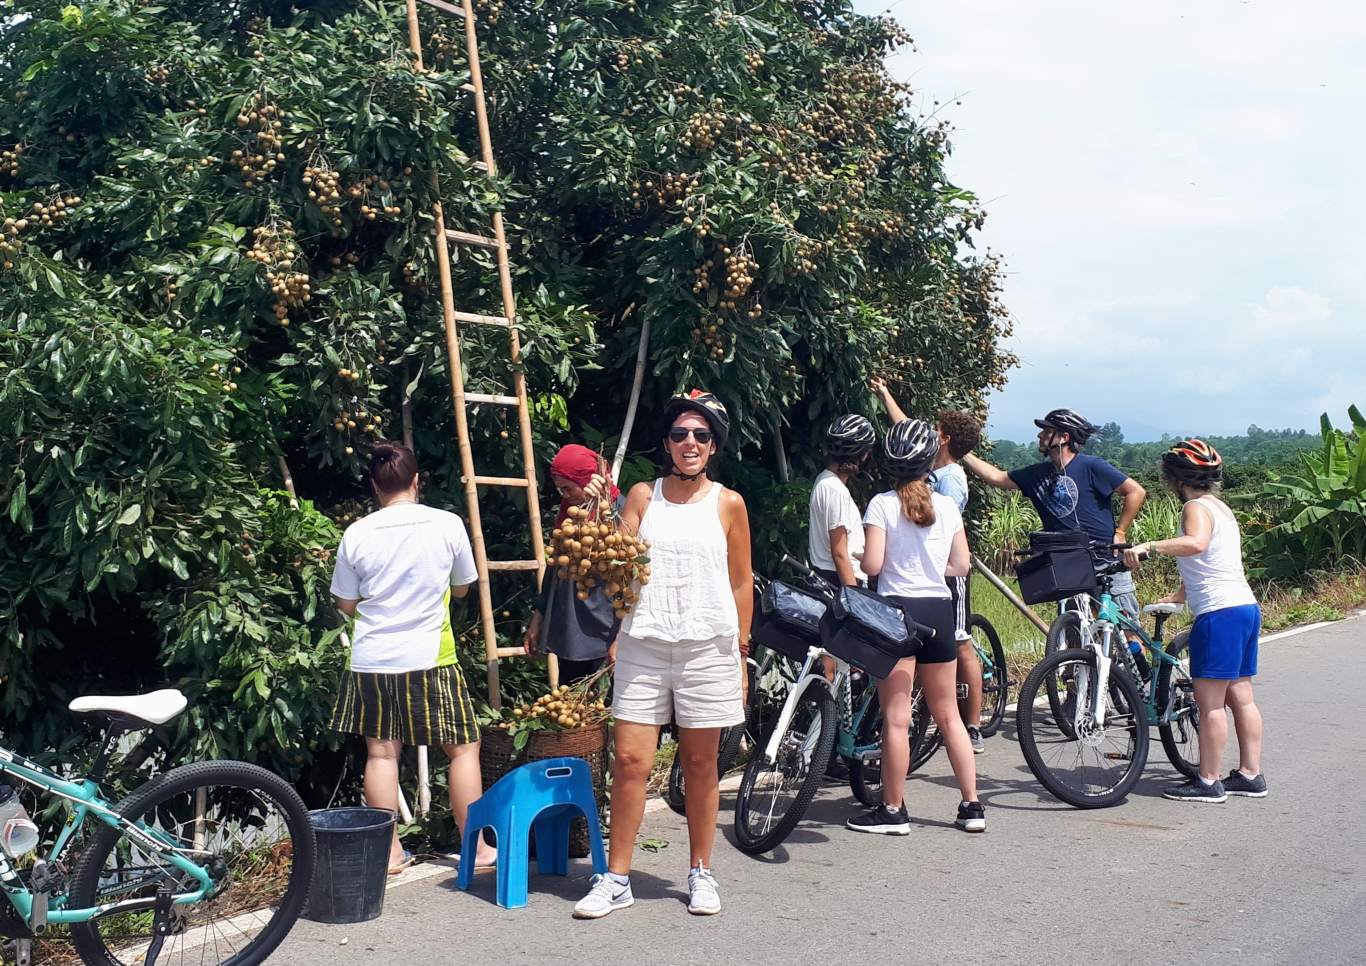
[143,884,178,966]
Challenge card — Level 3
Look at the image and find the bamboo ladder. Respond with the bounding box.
[399,0,549,814]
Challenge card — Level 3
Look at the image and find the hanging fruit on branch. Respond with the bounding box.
[548,498,650,621]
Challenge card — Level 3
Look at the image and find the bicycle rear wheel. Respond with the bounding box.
[1157,630,1201,780]
[666,723,744,817]
[1016,648,1149,808]
[969,615,1010,737]
[70,760,315,966]
[733,681,836,855]
[907,687,939,772]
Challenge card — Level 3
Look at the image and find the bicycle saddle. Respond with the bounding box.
[69,689,188,726]
[1141,602,1185,616]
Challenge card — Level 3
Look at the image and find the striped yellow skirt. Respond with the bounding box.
[330,664,479,746]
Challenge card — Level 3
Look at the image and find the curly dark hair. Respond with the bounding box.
[936,410,981,460]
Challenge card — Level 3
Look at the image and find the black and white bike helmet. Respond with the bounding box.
[824,414,876,462]
[1034,408,1099,447]
[879,418,939,479]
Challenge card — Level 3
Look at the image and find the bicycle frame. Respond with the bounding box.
[760,647,849,763]
[0,745,214,930]
[1082,592,1186,729]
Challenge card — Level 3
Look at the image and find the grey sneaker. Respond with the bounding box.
[1163,777,1227,804]
[967,726,985,754]
[687,867,721,916]
[1223,770,1268,798]
[573,873,634,919]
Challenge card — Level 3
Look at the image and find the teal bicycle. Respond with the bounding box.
[1015,551,1200,808]
[0,689,315,965]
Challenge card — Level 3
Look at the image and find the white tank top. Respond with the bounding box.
[1175,495,1257,616]
[622,479,739,643]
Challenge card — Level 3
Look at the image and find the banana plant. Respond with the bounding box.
[1237,405,1366,576]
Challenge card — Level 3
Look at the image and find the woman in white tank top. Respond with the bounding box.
[573,391,751,921]
[1125,440,1267,804]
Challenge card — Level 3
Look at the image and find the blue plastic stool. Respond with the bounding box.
[457,756,607,909]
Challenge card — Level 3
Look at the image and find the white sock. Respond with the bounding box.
[607,871,629,887]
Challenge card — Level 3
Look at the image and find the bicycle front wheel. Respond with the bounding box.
[1016,648,1149,808]
[69,760,315,966]
[733,681,836,855]
[1044,610,1086,736]
[969,615,1010,737]
[1157,630,1201,780]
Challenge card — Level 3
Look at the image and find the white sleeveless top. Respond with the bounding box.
[622,479,739,643]
[1176,495,1257,616]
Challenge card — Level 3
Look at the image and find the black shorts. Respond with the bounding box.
[885,596,957,664]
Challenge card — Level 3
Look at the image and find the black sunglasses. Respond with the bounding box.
[668,427,714,444]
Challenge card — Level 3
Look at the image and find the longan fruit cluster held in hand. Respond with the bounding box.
[549,504,651,620]
[496,683,610,733]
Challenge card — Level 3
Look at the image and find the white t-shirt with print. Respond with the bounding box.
[330,503,479,673]
[863,490,963,599]
[808,470,867,582]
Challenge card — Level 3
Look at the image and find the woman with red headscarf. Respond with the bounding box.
[522,444,622,682]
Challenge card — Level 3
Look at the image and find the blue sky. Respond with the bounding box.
[861,0,1366,442]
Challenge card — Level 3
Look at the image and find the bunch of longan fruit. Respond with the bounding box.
[498,683,610,733]
[549,504,650,620]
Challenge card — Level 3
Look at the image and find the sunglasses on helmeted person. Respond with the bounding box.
[668,427,714,444]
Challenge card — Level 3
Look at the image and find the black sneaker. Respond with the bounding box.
[955,800,986,832]
[846,803,911,836]
[1163,777,1227,804]
[1223,770,1268,798]
[967,726,985,754]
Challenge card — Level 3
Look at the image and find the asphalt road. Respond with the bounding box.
[280,614,1366,966]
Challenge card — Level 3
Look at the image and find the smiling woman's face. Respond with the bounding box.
[666,411,715,477]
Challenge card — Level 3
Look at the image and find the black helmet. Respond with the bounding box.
[879,418,939,479]
[1161,438,1223,488]
[824,414,876,462]
[662,389,730,451]
[1034,408,1099,447]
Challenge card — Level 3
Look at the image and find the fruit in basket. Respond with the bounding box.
[500,670,612,749]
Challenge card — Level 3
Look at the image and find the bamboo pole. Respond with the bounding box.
[612,315,651,483]
[462,0,547,707]
[971,554,1050,634]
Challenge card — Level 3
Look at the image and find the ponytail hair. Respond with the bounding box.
[896,478,936,527]
[370,440,419,496]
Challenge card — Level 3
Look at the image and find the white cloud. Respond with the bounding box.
[860,0,1366,438]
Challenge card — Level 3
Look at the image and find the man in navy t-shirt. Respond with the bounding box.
[961,408,1147,618]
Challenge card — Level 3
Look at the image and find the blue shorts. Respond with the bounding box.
[1188,604,1261,680]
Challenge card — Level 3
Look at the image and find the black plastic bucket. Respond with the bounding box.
[302,807,396,924]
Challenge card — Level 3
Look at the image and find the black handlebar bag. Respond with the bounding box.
[821,585,930,679]
[1015,529,1097,605]
[753,579,828,662]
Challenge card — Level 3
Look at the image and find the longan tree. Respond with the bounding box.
[0,0,1012,788]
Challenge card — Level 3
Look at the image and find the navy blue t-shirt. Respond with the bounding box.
[1008,454,1129,545]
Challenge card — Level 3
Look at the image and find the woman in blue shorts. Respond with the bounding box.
[1125,440,1267,804]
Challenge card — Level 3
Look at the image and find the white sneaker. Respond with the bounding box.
[573,873,634,919]
[687,867,721,916]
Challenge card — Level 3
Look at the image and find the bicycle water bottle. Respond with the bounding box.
[0,782,39,859]
[1127,639,1151,682]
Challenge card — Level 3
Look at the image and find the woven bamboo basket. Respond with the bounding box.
[479,721,609,858]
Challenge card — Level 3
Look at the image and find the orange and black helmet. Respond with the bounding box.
[1161,438,1223,487]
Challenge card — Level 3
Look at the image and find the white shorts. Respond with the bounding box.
[612,632,745,729]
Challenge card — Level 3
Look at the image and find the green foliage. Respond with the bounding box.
[0,0,1014,787]
[1235,406,1366,577]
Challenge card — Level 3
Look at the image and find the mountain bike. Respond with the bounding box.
[732,559,934,854]
[0,690,315,966]
[1015,553,1201,808]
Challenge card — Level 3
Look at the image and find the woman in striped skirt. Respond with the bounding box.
[330,441,497,872]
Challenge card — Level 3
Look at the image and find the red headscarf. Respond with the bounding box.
[549,444,619,524]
